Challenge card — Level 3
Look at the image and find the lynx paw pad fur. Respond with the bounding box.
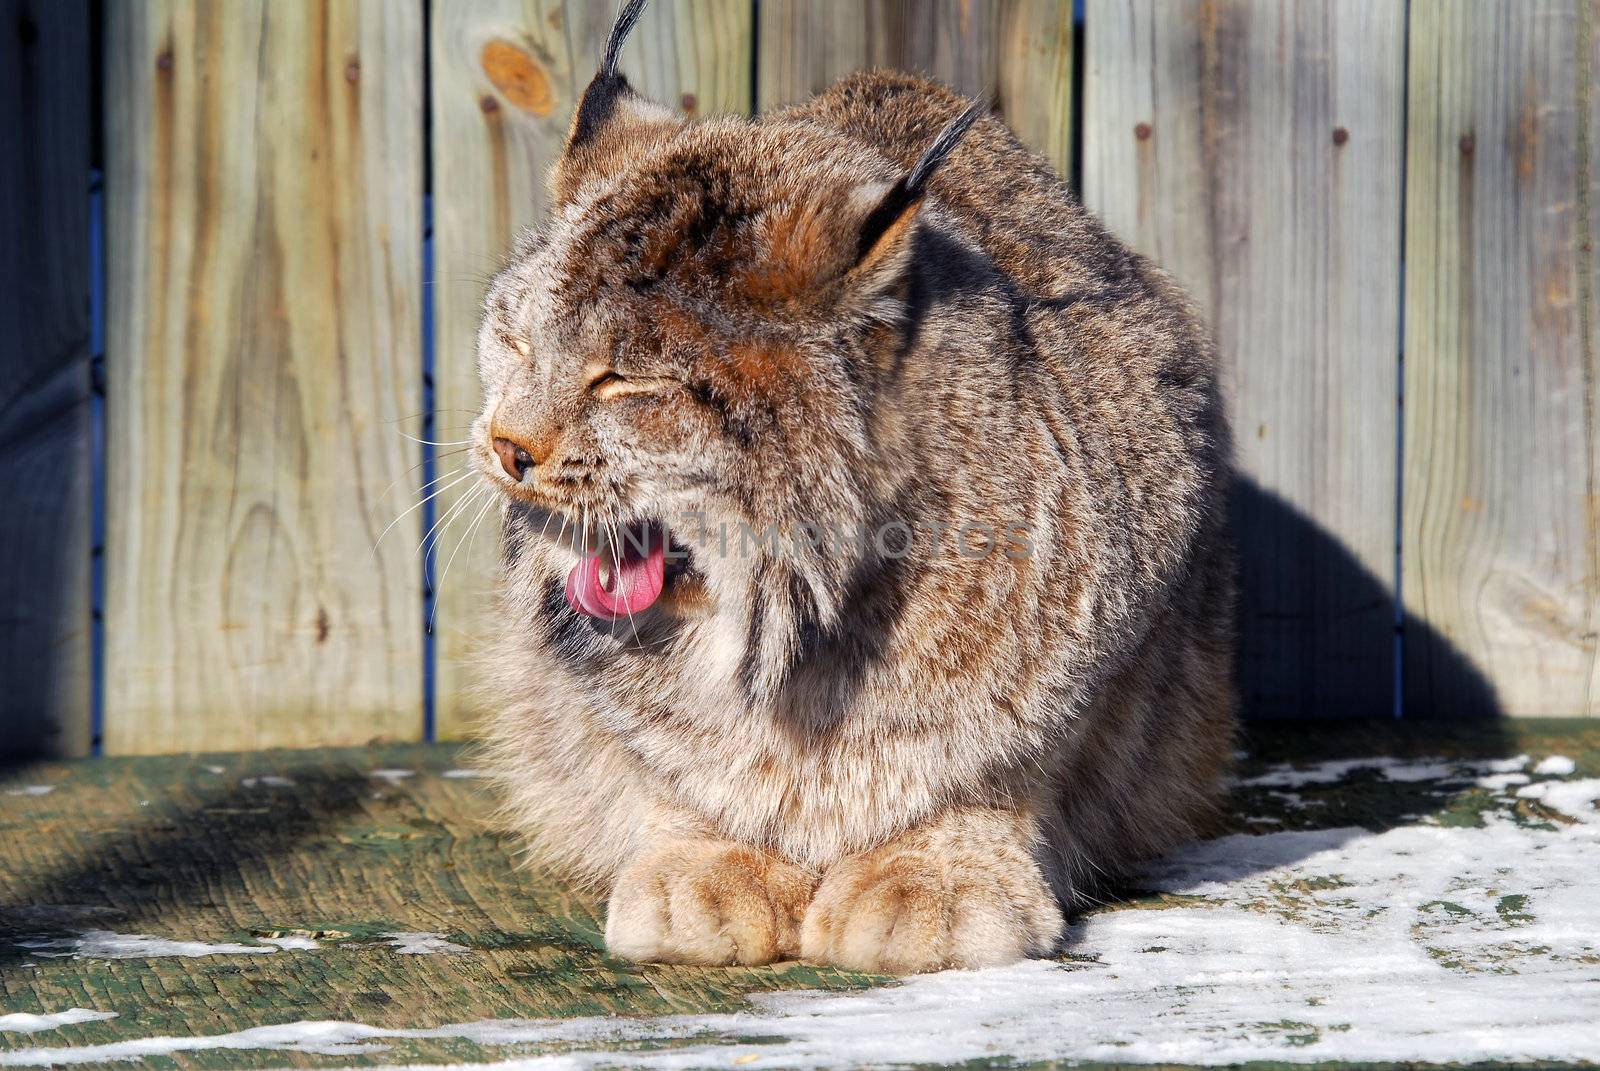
[606,841,816,966]
[801,849,1063,973]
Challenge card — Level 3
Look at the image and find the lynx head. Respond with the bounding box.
[472,0,981,654]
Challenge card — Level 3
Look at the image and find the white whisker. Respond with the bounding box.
[377,446,472,503]
[554,514,571,558]
[431,489,496,630]
[373,467,478,554]
[384,456,474,504]
[398,432,477,447]
[419,481,483,559]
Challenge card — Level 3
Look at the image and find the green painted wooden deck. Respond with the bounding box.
[2,721,1597,1070]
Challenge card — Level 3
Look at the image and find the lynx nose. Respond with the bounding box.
[492,435,536,481]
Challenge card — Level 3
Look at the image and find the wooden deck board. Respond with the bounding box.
[2,721,1598,1069]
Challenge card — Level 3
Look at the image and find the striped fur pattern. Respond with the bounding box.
[468,41,1236,973]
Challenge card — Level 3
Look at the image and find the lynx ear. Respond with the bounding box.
[845,101,986,294]
[551,0,682,203]
[741,101,986,312]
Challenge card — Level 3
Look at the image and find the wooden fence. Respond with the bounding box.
[2,0,1596,757]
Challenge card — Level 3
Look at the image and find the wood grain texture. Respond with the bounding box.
[1403,0,1599,718]
[1084,1,1406,719]
[0,0,91,758]
[430,0,752,740]
[756,0,1073,178]
[103,2,424,753]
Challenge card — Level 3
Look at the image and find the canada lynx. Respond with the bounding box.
[469,0,1236,973]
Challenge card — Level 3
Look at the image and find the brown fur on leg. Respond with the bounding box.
[606,839,816,966]
[802,808,1064,973]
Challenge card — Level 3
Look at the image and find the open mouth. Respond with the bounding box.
[563,522,691,620]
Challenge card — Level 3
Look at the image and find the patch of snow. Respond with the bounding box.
[1475,772,1531,792]
[203,765,226,775]
[4,786,55,797]
[442,769,483,779]
[13,931,279,959]
[380,932,468,955]
[1236,758,1377,788]
[258,935,320,951]
[1515,777,1600,817]
[1376,760,1458,783]
[240,776,295,789]
[1533,755,1577,777]
[0,1010,117,1034]
[0,1022,395,1065]
[1238,754,1529,789]
[370,769,415,786]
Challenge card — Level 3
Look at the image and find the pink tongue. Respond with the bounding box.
[564,538,666,620]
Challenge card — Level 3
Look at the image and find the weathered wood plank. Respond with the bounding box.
[104,2,425,752]
[0,0,91,758]
[1403,0,1599,718]
[997,0,1075,177]
[430,1,752,740]
[756,0,1073,178]
[1084,0,1406,718]
[1589,0,1600,716]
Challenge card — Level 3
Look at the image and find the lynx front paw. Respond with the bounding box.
[801,847,1063,974]
[605,841,816,966]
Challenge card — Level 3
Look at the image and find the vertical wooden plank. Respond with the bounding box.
[756,1,1073,179]
[1085,1,1406,718]
[1589,0,1600,716]
[1403,0,1598,718]
[430,1,752,740]
[997,1,1075,177]
[104,1,424,753]
[0,0,91,757]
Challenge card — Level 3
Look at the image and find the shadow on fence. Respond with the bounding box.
[1232,477,1504,724]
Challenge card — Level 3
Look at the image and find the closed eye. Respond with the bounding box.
[588,369,666,400]
[499,331,531,358]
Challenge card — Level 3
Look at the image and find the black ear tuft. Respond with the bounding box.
[854,100,986,264]
[907,99,986,194]
[570,0,649,149]
[599,0,647,79]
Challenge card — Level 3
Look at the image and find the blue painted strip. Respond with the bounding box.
[89,169,105,755]
[422,193,437,742]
